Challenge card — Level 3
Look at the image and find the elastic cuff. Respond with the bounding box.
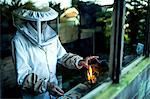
[75,57,83,69]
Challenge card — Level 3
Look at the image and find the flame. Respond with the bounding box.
[87,65,97,84]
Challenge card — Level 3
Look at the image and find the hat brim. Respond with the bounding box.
[13,8,58,21]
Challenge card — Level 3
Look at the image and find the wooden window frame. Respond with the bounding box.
[144,0,150,57]
[111,0,150,83]
[110,0,126,83]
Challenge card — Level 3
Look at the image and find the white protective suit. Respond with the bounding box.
[11,2,83,99]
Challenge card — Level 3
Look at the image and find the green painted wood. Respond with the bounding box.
[93,58,150,99]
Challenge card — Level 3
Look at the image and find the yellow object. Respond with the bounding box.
[87,65,97,84]
[60,7,79,18]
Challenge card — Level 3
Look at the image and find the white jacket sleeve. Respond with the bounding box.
[57,39,83,69]
[57,38,67,60]
[12,37,32,85]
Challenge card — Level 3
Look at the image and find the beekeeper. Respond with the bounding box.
[11,1,99,99]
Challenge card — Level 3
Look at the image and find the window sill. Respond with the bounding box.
[81,57,150,99]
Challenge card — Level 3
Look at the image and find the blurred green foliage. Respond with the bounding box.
[123,0,148,55]
[124,0,148,44]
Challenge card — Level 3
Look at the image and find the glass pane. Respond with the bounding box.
[58,0,114,97]
[0,0,114,98]
[123,0,148,66]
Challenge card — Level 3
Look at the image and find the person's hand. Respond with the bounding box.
[78,56,99,69]
[47,82,64,96]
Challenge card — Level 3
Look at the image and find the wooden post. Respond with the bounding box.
[109,0,125,83]
[145,0,150,57]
